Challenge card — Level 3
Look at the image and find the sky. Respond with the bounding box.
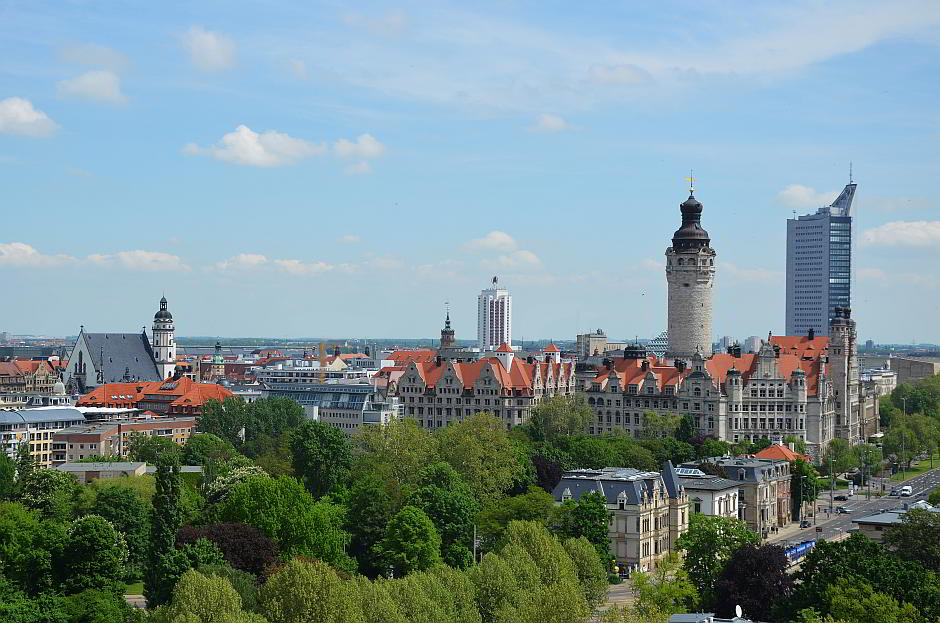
[1,0,939,343]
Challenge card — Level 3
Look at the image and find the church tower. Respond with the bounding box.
[210,341,225,380]
[665,189,716,361]
[152,296,177,380]
[440,307,456,350]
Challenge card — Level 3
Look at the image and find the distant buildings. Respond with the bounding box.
[852,501,939,543]
[0,359,58,394]
[785,181,856,337]
[575,329,630,358]
[77,376,232,416]
[51,416,198,463]
[477,276,512,351]
[552,463,689,573]
[261,382,400,435]
[0,406,86,467]
[888,356,940,384]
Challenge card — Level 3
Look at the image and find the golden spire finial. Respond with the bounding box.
[683,169,696,194]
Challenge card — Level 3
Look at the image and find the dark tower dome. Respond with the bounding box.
[623,343,647,360]
[672,194,711,250]
[154,297,173,321]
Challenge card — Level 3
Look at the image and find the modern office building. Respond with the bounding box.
[785,181,856,336]
[477,276,512,351]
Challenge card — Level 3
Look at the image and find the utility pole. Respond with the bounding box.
[829,452,834,514]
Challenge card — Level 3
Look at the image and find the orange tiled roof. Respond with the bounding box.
[388,349,437,364]
[771,335,829,358]
[495,343,513,353]
[78,377,233,409]
[405,357,572,394]
[754,443,810,462]
[543,343,559,352]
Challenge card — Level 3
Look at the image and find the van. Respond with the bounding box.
[899,486,913,497]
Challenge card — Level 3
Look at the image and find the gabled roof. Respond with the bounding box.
[771,335,830,358]
[79,332,162,383]
[388,349,437,364]
[754,443,810,462]
[543,343,559,352]
[495,343,513,353]
[403,357,573,393]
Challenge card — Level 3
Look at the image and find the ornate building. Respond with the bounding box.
[152,296,177,380]
[666,191,716,361]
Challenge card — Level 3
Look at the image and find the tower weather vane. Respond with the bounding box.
[683,170,696,194]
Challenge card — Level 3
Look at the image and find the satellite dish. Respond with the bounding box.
[735,605,743,618]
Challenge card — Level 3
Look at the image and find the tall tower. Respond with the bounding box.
[210,340,225,380]
[440,306,456,350]
[786,181,856,336]
[829,307,860,443]
[665,191,716,361]
[152,296,177,380]
[477,276,512,351]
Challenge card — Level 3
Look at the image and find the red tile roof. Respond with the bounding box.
[495,343,513,353]
[388,349,437,364]
[404,357,573,394]
[754,443,810,462]
[78,377,233,412]
[543,343,559,352]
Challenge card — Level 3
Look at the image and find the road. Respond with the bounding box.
[770,466,940,545]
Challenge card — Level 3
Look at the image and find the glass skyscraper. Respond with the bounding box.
[785,182,856,337]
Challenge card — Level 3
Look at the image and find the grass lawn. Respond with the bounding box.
[124,581,144,595]
[890,461,937,482]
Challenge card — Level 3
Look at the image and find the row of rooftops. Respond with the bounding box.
[393,355,574,393]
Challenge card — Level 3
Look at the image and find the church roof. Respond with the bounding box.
[495,343,513,353]
[80,332,162,384]
[543,343,560,352]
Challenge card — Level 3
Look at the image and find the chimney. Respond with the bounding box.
[808,327,815,340]
[675,360,686,373]
[641,360,649,371]
[435,355,442,367]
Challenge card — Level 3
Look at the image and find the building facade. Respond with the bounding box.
[0,359,59,394]
[477,277,512,351]
[552,463,689,572]
[666,192,716,361]
[0,407,86,467]
[785,182,856,336]
[677,468,740,518]
[51,416,198,464]
[76,376,232,416]
[152,296,177,380]
[261,383,401,435]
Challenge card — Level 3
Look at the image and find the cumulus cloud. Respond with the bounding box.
[777,184,839,210]
[466,231,518,252]
[182,26,236,70]
[0,98,58,137]
[183,125,326,167]
[333,134,385,159]
[344,160,372,175]
[588,64,654,85]
[89,250,190,271]
[338,235,361,244]
[531,113,568,133]
[58,70,127,105]
[483,249,543,270]
[860,221,940,247]
[59,44,129,72]
[273,259,335,275]
[0,242,75,267]
[213,253,268,271]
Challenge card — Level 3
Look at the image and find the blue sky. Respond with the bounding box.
[1,0,939,343]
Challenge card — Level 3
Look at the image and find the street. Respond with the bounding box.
[770,466,940,545]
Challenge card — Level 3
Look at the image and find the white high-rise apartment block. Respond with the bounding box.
[477,277,512,351]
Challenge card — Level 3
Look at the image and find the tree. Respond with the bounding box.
[563,537,609,611]
[696,437,731,460]
[197,563,261,614]
[821,438,858,476]
[407,462,479,568]
[289,420,352,498]
[203,463,268,504]
[154,569,264,623]
[219,475,353,570]
[854,443,884,480]
[822,578,921,623]
[713,543,793,621]
[200,396,305,459]
[790,459,820,520]
[148,538,227,608]
[354,418,439,503]
[676,513,759,609]
[378,506,441,576]
[555,490,611,563]
[0,452,16,500]
[59,515,128,594]
[18,468,77,522]
[345,475,395,577]
[477,489,555,551]
[435,412,525,503]
[525,394,593,442]
[60,588,133,623]
[928,490,940,506]
[883,508,940,572]
[146,459,183,606]
[182,433,238,467]
[0,501,67,594]
[127,432,181,464]
[784,434,808,456]
[641,411,680,439]
[531,454,564,492]
[14,442,34,484]
[676,415,695,443]
[177,523,278,577]
[92,485,150,573]
[630,552,697,617]
[260,558,363,623]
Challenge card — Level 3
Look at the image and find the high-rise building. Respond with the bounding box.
[477,276,512,351]
[785,181,856,337]
[666,192,716,360]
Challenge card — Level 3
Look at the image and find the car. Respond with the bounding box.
[836,507,851,514]
[800,520,812,528]
[889,489,899,496]
[834,495,848,501]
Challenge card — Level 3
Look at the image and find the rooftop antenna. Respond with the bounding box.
[849,162,853,184]
[683,169,696,194]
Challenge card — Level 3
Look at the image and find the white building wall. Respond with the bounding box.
[477,286,512,350]
[665,247,715,360]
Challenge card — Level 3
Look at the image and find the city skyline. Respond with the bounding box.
[2,1,939,342]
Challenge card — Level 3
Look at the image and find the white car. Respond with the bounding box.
[899,486,913,497]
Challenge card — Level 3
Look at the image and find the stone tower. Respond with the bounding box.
[440,309,455,350]
[829,307,860,443]
[665,192,716,361]
[152,296,177,380]
[211,340,225,380]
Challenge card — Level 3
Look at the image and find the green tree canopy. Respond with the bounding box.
[354,418,439,504]
[562,537,609,611]
[630,552,697,618]
[260,558,363,623]
[0,501,67,594]
[791,458,820,520]
[60,514,128,594]
[182,433,239,467]
[18,468,77,522]
[883,508,940,572]
[345,474,395,578]
[407,462,479,568]
[91,485,150,572]
[378,505,441,577]
[676,513,759,609]
[524,394,594,442]
[555,490,611,564]
[0,452,17,500]
[289,420,352,498]
[477,488,555,552]
[127,432,182,464]
[821,578,921,623]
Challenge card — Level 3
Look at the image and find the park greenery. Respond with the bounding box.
[0,372,938,622]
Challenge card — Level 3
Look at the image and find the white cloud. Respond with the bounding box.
[343,10,408,37]
[0,98,58,137]
[182,26,236,70]
[0,242,75,267]
[366,255,405,270]
[588,64,654,85]
[345,160,372,175]
[89,250,189,272]
[184,125,326,167]
[531,113,568,133]
[213,253,268,271]
[333,134,385,159]
[724,262,783,282]
[483,250,543,270]
[338,235,361,244]
[59,44,129,72]
[777,184,839,210]
[860,221,940,247]
[273,259,335,275]
[288,59,307,77]
[466,231,517,252]
[58,70,127,105]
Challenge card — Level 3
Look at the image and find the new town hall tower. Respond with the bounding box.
[666,191,716,361]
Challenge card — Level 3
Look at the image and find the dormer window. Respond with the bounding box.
[562,488,572,503]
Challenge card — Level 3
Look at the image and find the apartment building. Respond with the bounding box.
[51,416,197,464]
[0,406,86,467]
